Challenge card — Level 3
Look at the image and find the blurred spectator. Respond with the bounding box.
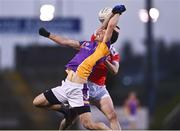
[122,91,140,129]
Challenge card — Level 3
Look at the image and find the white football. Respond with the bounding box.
[98,7,112,23]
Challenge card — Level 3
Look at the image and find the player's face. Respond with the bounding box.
[95,29,106,42]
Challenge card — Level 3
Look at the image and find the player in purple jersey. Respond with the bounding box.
[33,5,126,130]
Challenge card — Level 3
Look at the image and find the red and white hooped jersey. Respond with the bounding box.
[88,34,120,86]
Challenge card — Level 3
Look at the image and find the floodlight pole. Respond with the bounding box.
[145,0,157,115]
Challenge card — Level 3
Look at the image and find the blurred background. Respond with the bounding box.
[0,0,180,130]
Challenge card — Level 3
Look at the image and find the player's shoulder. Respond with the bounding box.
[79,41,97,49]
[80,41,92,46]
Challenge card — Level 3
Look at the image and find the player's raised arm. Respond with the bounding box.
[39,27,81,50]
[103,5,126,43]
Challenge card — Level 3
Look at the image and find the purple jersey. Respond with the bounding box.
[65,41,110,72]
[128,100,138,115]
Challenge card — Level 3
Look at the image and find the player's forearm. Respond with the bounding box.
[39,27,80,49]
[49,34,67,46]
[102,14,120,43]
[104,60,119,75]
[49,34,80,49]
[108,14,120,29]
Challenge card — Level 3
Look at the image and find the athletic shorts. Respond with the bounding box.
[44,79,90,108]
[87,81,110,101]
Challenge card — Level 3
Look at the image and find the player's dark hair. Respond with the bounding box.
[110,26,120,44]
[110,30,119,44]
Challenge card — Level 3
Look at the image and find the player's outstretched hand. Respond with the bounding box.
[112,5,126,15]
[39,27,50,37]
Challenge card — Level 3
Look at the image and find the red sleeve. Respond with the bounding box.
[111,54,120,62]
[90,34,96,42]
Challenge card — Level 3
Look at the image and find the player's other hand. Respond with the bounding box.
[112,5,126,15]
[39,27,50,37]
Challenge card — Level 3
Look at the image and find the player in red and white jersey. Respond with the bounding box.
[89,33,120,86]
[87,32,121,129]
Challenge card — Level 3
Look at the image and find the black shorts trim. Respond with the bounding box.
[73,106,91,115]
[44,89,61,105]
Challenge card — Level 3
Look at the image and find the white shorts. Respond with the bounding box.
[87,81,110,101]
[44,79,90,108]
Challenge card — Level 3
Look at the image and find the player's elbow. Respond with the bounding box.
[114,66,119,74]
[111,69,119,75]
[110,69,118,75]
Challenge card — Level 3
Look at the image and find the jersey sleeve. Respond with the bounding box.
[111,54,120,62]
[109,45,121,62]
[90,34,96,42]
